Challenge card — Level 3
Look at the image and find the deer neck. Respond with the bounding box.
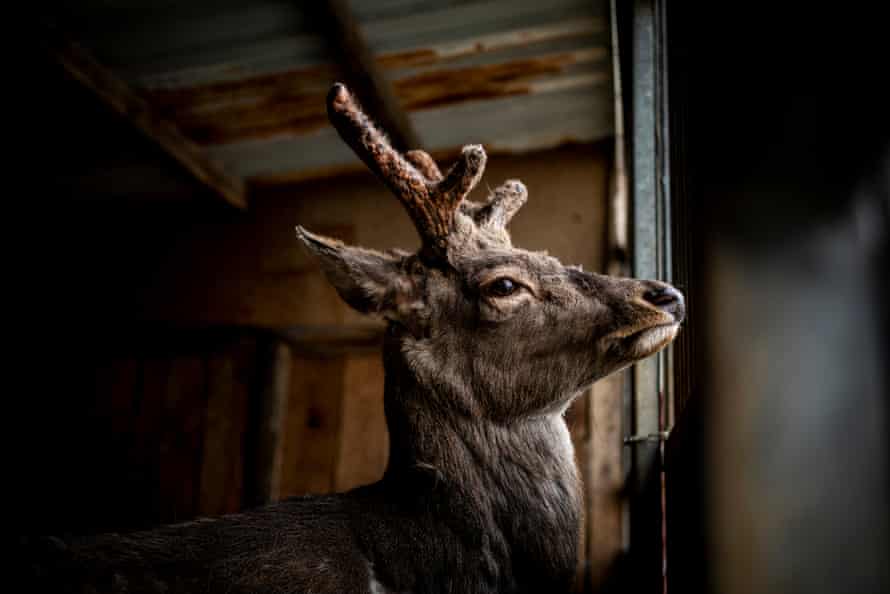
[376,331,582,587]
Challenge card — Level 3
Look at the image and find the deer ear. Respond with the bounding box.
[296,226,415,317]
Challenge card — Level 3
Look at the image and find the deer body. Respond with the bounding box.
[23,84,684,593]
[30,370,580,593]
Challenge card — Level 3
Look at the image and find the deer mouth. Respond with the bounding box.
[623,323,680,358]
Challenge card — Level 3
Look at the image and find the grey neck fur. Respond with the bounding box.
[368,326,581,592]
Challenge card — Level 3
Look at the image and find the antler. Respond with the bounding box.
[327,83,486,258]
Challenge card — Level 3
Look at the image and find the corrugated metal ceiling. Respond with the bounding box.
[52,0,613,185]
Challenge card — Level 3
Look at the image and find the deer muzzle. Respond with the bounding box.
[642,283,686,323]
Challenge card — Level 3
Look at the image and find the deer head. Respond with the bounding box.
[297,83,684,421]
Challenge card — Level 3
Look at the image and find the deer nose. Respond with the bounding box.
[642,285,686,322]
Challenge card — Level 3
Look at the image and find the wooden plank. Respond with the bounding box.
[42,28,247,209]
[588,371,626,588]
[198,341,252,516]
[278,355,346,496]
[334,353,388,491]
[583,3,630,586]
[313,0,420,151]
[248,338,293,505]
[278,324,385,356]
[157,356,206,522]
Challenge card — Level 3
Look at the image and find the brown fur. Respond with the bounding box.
[20,84,684,593]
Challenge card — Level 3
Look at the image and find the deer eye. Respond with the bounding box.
[484,277,520,298]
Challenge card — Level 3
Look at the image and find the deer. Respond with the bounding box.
[21,83,685,593]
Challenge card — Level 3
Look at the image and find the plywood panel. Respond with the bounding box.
[334,353,388,491]
[278,356,347,496]
[198,341,252,516]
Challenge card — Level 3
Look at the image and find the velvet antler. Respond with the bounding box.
[327,83,487,259]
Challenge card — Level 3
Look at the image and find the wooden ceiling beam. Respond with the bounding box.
[44,30,248,210]
[314,0,421,152]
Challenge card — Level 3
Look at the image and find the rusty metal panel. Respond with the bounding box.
[207,83,613,180]
[51,0,613,182]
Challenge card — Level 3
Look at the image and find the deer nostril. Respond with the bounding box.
[642,286,686,321]
[644,288,678,307]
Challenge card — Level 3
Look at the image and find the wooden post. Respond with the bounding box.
[199,342,251,516]
[247,337,293,505]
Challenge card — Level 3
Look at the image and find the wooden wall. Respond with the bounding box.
[279,354,388,498]
[89,334,255,527]
[63,336,390,532]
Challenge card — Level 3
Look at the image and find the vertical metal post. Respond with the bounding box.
[630,1,659,437]
[625,0,672,590]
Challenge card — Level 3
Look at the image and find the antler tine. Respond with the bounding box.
[435,145,487,206]
[476,180,528,229]
[405,150,443,182]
